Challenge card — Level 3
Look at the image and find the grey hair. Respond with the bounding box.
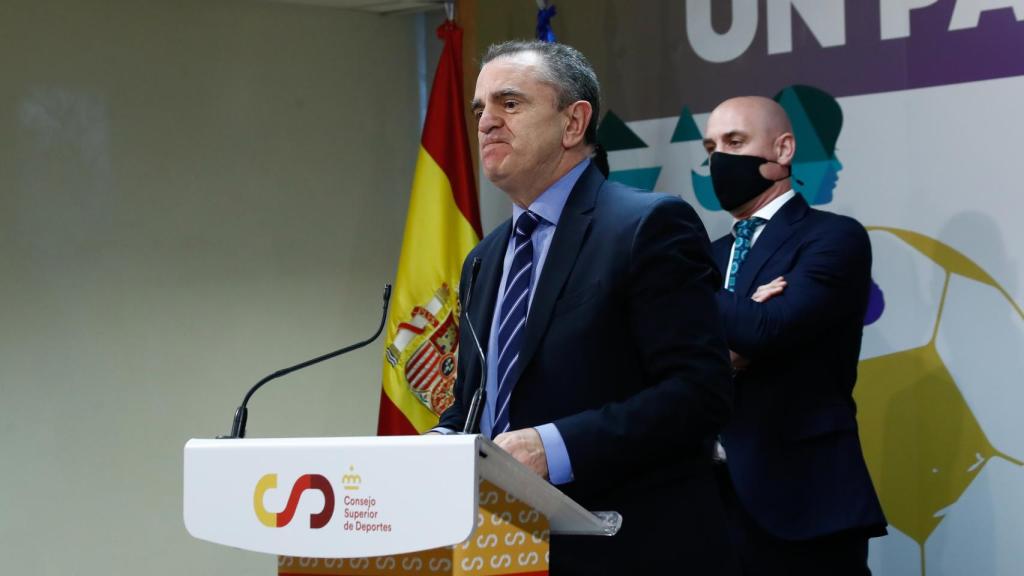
[482,40,601,146]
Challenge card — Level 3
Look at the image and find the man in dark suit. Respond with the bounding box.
[435,40,737,575]
[702,96,887,575]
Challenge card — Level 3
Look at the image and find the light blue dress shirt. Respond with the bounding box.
[478,158,590,486]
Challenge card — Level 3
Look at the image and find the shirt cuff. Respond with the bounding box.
[535,423,574,485]
[428,427,455,435]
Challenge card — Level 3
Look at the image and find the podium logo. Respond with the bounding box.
[253,474,335,529]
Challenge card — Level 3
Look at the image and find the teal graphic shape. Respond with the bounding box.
[598,110,647,151]
[672,106,703,142]
[774,85,844,206]
[692,172,721,210]
[609,167,661,191]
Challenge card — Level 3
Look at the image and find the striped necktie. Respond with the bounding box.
[492,210,542,437]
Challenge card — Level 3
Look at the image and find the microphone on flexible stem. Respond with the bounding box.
[461,258,488,434]
[220,283,392,439]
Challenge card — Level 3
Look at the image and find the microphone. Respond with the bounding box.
[221,284,392,439]
[461,258,488,434]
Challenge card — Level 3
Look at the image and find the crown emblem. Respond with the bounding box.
[342,465,362,491]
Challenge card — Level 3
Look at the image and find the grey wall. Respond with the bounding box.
[0,0,425,573]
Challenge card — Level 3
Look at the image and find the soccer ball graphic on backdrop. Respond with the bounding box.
[856,226,1024,569]
[857,228,1024,576]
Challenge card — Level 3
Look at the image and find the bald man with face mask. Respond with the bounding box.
[702,97,887,575]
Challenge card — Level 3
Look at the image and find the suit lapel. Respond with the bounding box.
[734,193,809,296]
[472,221,511,355]
[512,164,600,388]
[712,236,732,277]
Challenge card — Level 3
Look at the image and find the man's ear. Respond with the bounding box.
[562,100,593,149]
[775,132,796,166]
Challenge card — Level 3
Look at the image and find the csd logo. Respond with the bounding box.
[254,474,335,529]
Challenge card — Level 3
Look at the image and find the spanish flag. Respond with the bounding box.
[377,21,482,435]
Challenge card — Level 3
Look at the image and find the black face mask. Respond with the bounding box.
[709,152,789,211]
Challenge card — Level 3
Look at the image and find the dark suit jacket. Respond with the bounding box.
[712,193,886,541]
[439,164,737,575]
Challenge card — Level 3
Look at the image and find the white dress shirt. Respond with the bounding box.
[722,190,796,290]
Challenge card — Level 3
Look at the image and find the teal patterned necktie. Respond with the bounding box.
[728,217,767,292]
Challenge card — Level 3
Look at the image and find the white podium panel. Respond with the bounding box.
[184,435,478,558]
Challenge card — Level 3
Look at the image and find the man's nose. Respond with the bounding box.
[478,108,500,133]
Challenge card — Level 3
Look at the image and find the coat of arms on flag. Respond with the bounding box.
[385,283,460,416]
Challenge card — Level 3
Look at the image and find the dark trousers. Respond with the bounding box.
[550,464,740,575]
[715,464,871,576]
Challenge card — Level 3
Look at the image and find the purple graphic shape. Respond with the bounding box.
[864,279,885,326]
[625,1,1024,118]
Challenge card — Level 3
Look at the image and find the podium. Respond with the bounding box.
[184,435,620,575]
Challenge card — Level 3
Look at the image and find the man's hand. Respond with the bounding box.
[732,276,786,373]
[730,350,751,372]
[751,276,787,303]
[493,428,549,479]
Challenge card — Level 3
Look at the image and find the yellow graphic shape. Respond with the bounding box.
[870,227,1022,318]
[857,228,1024,552]
[279,480,549,575]
[254,474,278,528]
[857,345,997,544]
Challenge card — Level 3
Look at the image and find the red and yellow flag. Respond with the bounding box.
[377,21,482,435]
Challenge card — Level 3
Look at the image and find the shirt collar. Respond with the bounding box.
[732,189,796,232]
[512,158,591,227]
